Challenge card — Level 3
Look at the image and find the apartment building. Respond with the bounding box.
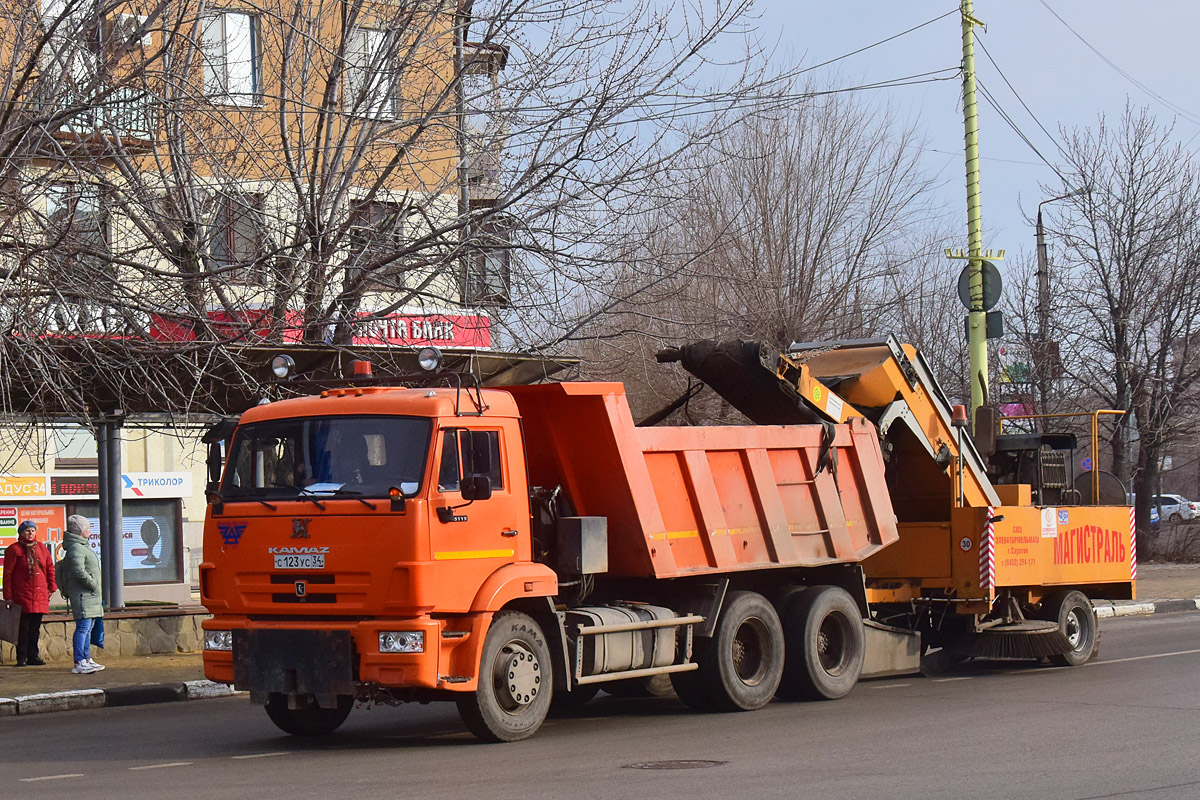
[0,0,510,597]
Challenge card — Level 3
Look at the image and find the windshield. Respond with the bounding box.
[222,415,432,499]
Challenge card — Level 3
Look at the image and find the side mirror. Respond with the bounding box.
[207,441,223,485]
[461,476,492,502]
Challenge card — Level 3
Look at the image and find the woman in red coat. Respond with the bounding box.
[3,520,57,666]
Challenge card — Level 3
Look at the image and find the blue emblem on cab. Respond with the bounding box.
[1057,510,1069,525]
[218,523,247,546]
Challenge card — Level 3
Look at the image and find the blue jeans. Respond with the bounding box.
[73,617,104,663]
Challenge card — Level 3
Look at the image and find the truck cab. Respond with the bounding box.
[201,386,558,737]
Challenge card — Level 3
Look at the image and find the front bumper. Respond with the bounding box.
[201,616,471,692]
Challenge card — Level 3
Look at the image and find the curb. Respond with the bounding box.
[1093,598,1200,618]
[0,680,243,717]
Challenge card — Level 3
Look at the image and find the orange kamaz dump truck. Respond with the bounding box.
[200,338,1135,741]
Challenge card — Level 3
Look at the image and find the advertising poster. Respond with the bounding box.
[0,505,66,587]
[74,499,183,585]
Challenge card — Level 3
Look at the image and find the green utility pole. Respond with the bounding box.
[958,0,991,429]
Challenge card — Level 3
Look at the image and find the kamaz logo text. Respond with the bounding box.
[217,523,247,546]
[268,546,329,554]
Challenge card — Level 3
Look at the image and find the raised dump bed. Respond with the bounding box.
[506,382,899,579]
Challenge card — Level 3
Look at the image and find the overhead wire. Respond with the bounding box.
[796,7,960,76]
[1038,0,1200,129]
[976,36,1068,162]
[976,78,1071,185]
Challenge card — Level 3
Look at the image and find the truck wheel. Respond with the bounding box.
[456,611,553,742]
[1042,590,1099,666]
[264,694,352,736]
[694,590,785,712]
[777,585,864,700]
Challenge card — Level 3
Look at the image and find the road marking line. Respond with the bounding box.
[130,762,193,771]
[933,676,974,682]
[1090,648,1200,666]
[869,683,911,689]
[20,774,85,782]
[232,752,289,760]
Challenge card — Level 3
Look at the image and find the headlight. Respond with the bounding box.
[379,631,424,653]
[204,630,233,651]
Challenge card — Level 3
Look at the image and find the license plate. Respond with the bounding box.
[274,554,325,570]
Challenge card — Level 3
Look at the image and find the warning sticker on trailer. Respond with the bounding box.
[1041,508,1058,538]
[826,393,843,421]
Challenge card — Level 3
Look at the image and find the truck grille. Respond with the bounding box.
[271,593,337,604]
[234,571,371,610]
[271,573,336,603]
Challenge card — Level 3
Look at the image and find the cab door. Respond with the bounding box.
[429,421,529,611]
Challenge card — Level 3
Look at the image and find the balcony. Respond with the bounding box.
[39,86,157,154]
[461,41,508,202]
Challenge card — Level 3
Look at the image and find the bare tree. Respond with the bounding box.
[563,89,950,419]
[0,0,777,431]
[1038,105,1200,535]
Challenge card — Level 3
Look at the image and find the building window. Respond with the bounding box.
[465,215,512,305]
[345,27,399,119]
[46,183,111,284]
[52,426,98,469]
[209,193,265,282]
[202,11,260,105]
[348,200,409,286]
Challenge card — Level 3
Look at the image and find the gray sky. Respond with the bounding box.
[747,1,1200,256]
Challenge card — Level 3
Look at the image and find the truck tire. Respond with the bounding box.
[683,590,784,712]
[1041,589,1099,667]
[777,585,865,700]
[456,611,553,742]
[264,693,353,736]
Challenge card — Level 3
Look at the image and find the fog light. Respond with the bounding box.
[271,354,296,379]
[379,631,424,653]
[417,346,442,372]
[204,630,233,651]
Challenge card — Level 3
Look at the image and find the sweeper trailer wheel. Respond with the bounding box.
[1039,589,1099,666]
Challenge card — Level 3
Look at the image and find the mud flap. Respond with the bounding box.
[233,629,355,707]
[861,620,921,679]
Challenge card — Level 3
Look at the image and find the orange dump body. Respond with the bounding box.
[506,382,900,578]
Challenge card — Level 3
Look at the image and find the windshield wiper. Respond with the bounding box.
[295,487,328,510]
[272,482,327,510]
[321,488,378,510]
[223,493,277,511]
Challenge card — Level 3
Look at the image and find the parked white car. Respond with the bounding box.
[1151,493,1198,522]
[1128,495,1165,526]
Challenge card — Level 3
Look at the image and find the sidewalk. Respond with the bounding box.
[0,652,230,717]
[2,565,1197,718]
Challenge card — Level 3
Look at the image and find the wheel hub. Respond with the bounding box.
[1065,609,1083,649]
[818,613,850,674]
[732,617,767,685]
[498,642,541,711]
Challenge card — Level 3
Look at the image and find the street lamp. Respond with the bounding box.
[1034,187,1087,416]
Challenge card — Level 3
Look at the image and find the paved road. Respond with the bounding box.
[3,612,1198,800]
